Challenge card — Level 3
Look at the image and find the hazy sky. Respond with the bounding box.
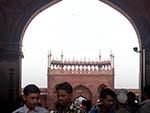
[22,0,139,88]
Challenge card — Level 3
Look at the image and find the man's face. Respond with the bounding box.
[56,89,72,106]
[101,95,115,109]
[23,93,40,110]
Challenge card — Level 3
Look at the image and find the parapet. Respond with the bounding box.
[47,53,114,75]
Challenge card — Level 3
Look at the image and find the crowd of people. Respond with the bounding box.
[12,82,150,113]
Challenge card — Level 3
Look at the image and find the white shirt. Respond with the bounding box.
[12,105,49,113]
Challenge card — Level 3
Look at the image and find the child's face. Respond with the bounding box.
[100,95,115,109]
[23,93,40,110]
[56,89,72,106]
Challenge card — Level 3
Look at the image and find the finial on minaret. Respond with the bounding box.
[61,49,63,61]
[49,49,52,56]
[99,50,101,61]
[110,50,114,68]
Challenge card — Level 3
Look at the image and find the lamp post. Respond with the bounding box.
[133,47,145,101]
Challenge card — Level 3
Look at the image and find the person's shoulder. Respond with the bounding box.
[77,108,86,113]
[36,106,49,113]
[12,106,24,113]
[69,103,80,112]
[116,108,130,113]
[88,107,100,113]
[69,103,85,113]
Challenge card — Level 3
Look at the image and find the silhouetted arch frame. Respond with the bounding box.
[20,0,141,46]
[100,0,141,47]
[19,0,141,89]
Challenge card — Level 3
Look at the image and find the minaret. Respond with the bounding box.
[48,50,52,67]
[60,50,64,70]
[61,49,63,62]
[99,50,101,61]
[110,51,114,68]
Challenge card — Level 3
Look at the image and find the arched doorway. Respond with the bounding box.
[21,0,140,107]
[22,0,138,89]
[2,0,150,113]
[74,85,92,101]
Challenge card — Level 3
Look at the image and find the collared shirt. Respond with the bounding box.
[12,105,49,113]
[88,106,115,113]
[53,102,85,113]
[116,108,131,113]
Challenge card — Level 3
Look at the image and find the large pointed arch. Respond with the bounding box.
[100,0,141,47]
[1,0,149,112]
[19,0,141,48]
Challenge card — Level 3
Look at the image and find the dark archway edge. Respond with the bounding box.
[0,0,150,112]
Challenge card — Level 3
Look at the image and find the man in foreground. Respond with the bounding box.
[12,84,49,113]
[89,88,116,113]
[53,81,85,113]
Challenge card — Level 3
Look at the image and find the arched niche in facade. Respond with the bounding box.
[73,85,92,101]
[98,83,108,93]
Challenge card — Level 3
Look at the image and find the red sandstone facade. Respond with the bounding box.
[47,52,115,110]
[39,88,140,109]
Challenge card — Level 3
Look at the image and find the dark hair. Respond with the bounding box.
[23,84,41,96]
[55,82,73,94]
[100,88,116,99]
[127,91,139,107]
[127,91,136,98]
[143,84,150,95]
[82,100,92,112]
